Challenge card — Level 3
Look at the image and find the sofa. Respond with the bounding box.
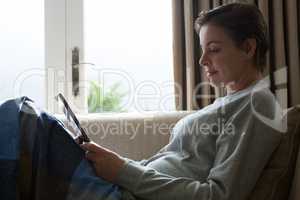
[74,106,300,200]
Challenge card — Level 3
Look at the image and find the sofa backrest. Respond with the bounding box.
[74,111,193,160]
[289,142,300,200]
[248,106,300,200]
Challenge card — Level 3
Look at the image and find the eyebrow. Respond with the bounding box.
[200,41,223,47]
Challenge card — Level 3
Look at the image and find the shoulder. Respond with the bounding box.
[249,83,278,119]
[247,81,286,133]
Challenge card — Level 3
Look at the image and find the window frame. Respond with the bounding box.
[45,0,86,113]
[45,0,175,113]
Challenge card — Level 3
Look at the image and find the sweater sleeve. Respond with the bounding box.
[115,101,283,200]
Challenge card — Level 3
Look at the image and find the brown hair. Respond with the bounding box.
[195,3,269,72]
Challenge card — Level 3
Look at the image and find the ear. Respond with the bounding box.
[242,38,257,59]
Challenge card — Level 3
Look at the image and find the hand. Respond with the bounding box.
[74,135,84,144]
[80,142,126,183]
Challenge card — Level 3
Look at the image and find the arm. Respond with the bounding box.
[115,112,282,200]
[82,111,282,200]
[82,91,284,200]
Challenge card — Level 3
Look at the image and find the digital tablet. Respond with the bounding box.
[55,93,90,144]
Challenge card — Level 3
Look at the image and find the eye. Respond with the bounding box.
[209,48,220,53]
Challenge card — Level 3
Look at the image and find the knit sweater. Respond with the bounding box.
[116,80,285,200]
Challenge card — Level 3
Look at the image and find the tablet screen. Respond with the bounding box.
[55,93,90,144]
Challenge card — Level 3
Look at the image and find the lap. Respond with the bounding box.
[0,97,121,200]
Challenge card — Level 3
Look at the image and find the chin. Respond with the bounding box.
[208,79,225,88]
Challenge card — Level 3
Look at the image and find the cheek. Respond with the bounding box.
[211,56,239,81]
[211,54,231,73]
[215,51,243,70]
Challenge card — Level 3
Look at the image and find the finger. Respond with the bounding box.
[85,151,98,162]
[80,143,90,151]
[80,142,107,153]
[75,136,84,144]
[80,142,102,152]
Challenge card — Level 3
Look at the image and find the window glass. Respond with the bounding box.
[84,0,175,112]
[0,0,45,107]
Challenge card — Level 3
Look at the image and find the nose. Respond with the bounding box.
[199,52,209,67]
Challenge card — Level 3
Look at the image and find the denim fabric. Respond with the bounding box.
[0,97,121,200]
[0,98,24,200]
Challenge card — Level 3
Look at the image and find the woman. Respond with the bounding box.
[81,3,284,200]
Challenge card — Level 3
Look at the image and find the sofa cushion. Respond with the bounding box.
[248,106,300,200]
[58,111,193,160]
[289,140,300,200]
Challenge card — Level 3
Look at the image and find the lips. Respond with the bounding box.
[206,70,218,77]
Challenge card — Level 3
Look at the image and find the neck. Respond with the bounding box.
[226,69,262,94]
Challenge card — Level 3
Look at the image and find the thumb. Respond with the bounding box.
[80,142,103,153]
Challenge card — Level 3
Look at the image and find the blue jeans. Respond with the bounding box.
[0,97,121,200]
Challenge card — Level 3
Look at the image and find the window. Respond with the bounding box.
[1,0,175,113]
[0,0,45,107]
[84,0,175,112]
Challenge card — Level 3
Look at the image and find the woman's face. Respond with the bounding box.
[199,24,251,87]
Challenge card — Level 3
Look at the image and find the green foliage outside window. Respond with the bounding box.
[88,81,126,113]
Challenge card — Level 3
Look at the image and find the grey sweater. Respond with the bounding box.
[116,81,285,200]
